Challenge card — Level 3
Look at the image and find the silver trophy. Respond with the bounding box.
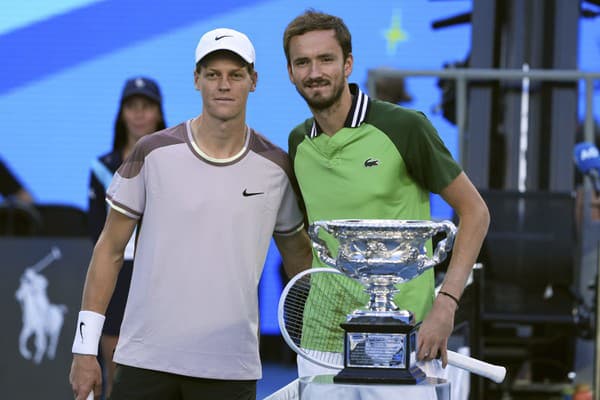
[309,219,456,384]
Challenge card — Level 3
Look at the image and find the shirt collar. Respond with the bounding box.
[309,83,370,138]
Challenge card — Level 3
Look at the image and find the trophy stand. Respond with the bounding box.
[309,219,457,385]
[337,276,424,383]
[336,315,424,384]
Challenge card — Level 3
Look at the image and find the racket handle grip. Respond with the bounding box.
[447,350,506,383]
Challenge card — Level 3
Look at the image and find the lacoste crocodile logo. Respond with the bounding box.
[364,158,380,167]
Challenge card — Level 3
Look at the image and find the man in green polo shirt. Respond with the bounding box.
[283,9,490,379]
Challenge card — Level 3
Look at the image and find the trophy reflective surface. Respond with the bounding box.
[309,219,456,384]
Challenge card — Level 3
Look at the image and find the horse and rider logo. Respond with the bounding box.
[14,246,67,365]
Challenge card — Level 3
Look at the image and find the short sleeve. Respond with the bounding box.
[274,177,304,236]
[106,146,146,219]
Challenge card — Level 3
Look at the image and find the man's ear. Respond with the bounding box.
[250,71,258,92]
[344,53,354,79]
[287,64,294,84]
[193,69,201,91]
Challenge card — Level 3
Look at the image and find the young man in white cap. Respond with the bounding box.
[69,28,312,400]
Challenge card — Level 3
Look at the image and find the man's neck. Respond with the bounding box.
[191,115,247,159]
[311,85,353,137]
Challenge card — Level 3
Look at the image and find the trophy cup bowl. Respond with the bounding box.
[309,219,456,384]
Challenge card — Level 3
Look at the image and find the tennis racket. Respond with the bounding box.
[277,267,506,384]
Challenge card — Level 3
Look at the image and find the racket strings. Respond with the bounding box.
[283,270,368,355]
[282,275,310,347]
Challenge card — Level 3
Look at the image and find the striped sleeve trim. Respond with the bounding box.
[273,221,304,237]
[106,196,142,219]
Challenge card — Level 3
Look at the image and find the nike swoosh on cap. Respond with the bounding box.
[215,35,232,41]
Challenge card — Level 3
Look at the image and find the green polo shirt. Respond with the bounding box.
[288,84,462,352]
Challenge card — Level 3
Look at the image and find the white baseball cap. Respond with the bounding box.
[195,28,255,65]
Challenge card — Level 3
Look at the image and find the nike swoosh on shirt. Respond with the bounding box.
[243,189,264,197]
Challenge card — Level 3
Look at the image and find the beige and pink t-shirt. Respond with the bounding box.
[108,120,303,380]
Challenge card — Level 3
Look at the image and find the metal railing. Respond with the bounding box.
[367,67,600,162]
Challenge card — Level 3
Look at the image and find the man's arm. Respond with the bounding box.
[69,209,137,400]
[14,188,34,204]
[575,185,600,232]
[437,171,489,306]
[80,210,137,312]
[417,172,490,367]
[273,228,313,278]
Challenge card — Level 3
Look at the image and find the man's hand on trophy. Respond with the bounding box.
[417,296,456,367]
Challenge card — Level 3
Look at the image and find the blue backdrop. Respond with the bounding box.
[2,0,598,334]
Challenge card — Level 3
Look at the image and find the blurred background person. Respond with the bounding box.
[0,157,37,235]
[370,67,413,105]
[87,76,166,398]
[0,157,34,205]
[573,121,600,234]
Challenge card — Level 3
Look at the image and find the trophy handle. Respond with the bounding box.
[425,220,457,268]
[308,221,337,268]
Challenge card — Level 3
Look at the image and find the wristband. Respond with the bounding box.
[438,290,460,309]
[72,310,105,355]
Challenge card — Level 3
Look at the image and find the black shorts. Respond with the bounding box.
[103,260,133,336]
[109,364,256,400]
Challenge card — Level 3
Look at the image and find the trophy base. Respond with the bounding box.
[333,365,427,384]
[341,315,420,369]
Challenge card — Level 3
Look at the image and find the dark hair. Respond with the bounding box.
[283,9,352,66]
[112,96,166,152]
[195,50,255,75]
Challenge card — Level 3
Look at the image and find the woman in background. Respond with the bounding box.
[87,76,166,398]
